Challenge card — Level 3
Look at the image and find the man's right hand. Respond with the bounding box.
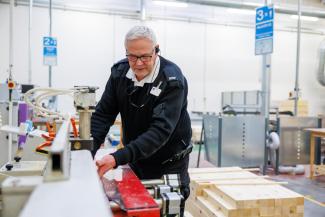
[96,154,117,177]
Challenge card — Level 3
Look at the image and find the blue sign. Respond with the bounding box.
[256,6,274,24]
[256,22,273,39]
[43,37,57,66]
[43,37,57,46]
[43,47,57,56]
[255,5,274,55]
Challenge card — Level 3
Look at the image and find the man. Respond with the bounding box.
[91,26,192,201]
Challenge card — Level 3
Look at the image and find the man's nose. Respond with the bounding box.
[135,58,144,65]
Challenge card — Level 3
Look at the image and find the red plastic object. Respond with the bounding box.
[7,80,15,89]
[102,167,160,217]
[70,118,78,138]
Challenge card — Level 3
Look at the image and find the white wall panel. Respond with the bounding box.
[298,34,325,115]
[0,5,10,82]
[113,16,139,62]
[164,20,205,111]
[272,30,325,115]
[205,24,261,111]
[53,10,115,112]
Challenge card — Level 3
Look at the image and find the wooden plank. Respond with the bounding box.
[208,184,303,210]
[274,206,282,216]
[296,205,304,214]
[277,100,309,116]
[189,178,284,202]
[188,167,243,174]
[205,179,287,186]
[190,181,214,199]
[196,196,226,217]
[259,206,275,216]
[184,211,194,217]
[203,188,237,217]
[190,171,260,181]
[186,197,224,217]
[209,185,241,209]
[215,184,303,202]
[315,165,325,176]
[186,198,209,217]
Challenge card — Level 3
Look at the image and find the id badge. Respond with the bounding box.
[150,81,162,96]
[150,87,161,96]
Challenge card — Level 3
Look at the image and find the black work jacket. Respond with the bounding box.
[91,56,191,181]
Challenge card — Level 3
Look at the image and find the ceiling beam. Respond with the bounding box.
[177,0,325,18]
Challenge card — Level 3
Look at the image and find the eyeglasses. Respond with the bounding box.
[126,49,154,63]
[126,86,151,109]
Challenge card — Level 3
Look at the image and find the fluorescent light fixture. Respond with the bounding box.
[153,0,188,8]
[227,8,255,15]
[243,2,263,7]
[290,15,319,22]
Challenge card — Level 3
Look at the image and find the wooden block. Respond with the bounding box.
[278,100,308,107]
[237,208,260,217]
[210,185,241,208]
[184,211,194,217]
[250,208,259,217]
[210,179,286,186]
[281,198,299,207]
[214,184,303,209]
[203,188,237,217]
[315,165,325,176]
[243,200,261,209]
[259,206,275,216]
[186,198,209,217]
[296,205,304,214]
[275,199,282,207]
[259,199,275,207]
[190,171,260,182]
[188,167,243,174]
[275,207,282,215]
[241,208,254,217]
[190,180,213,197]
[282,206,290,215]
[277,100,309,116]
[289,206,297,214]
[196,196,226,217]
[296,197,304,206]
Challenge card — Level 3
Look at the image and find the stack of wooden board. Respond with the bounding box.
[315,165,325,176]
[186,167,304,217]
[274,100,308,116]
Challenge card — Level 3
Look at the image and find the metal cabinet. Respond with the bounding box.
[204,115,266,167]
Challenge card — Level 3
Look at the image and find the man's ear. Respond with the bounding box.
[155,46,160,54]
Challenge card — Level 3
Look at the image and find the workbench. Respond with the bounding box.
[305,128,325,179]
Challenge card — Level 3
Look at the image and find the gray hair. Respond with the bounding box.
[124,26,157,48]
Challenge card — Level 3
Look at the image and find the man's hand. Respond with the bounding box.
[96,154,116,177]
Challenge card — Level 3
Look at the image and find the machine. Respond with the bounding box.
[0,83,24,166]
[104,168,185,217]
[0,82,39,169]
[0,86,99,172]
[276,116,321,165]
[0,120,113,217]
[198,91,266,168]
[0,86,186,217]
[0,119,185,217]
[198,90,322,173]
[70,86,98,151]
[201,114,266,168]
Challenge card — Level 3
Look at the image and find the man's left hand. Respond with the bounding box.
[96,154,116,177]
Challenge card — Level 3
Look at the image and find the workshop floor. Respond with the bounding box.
[188,144,325,217]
